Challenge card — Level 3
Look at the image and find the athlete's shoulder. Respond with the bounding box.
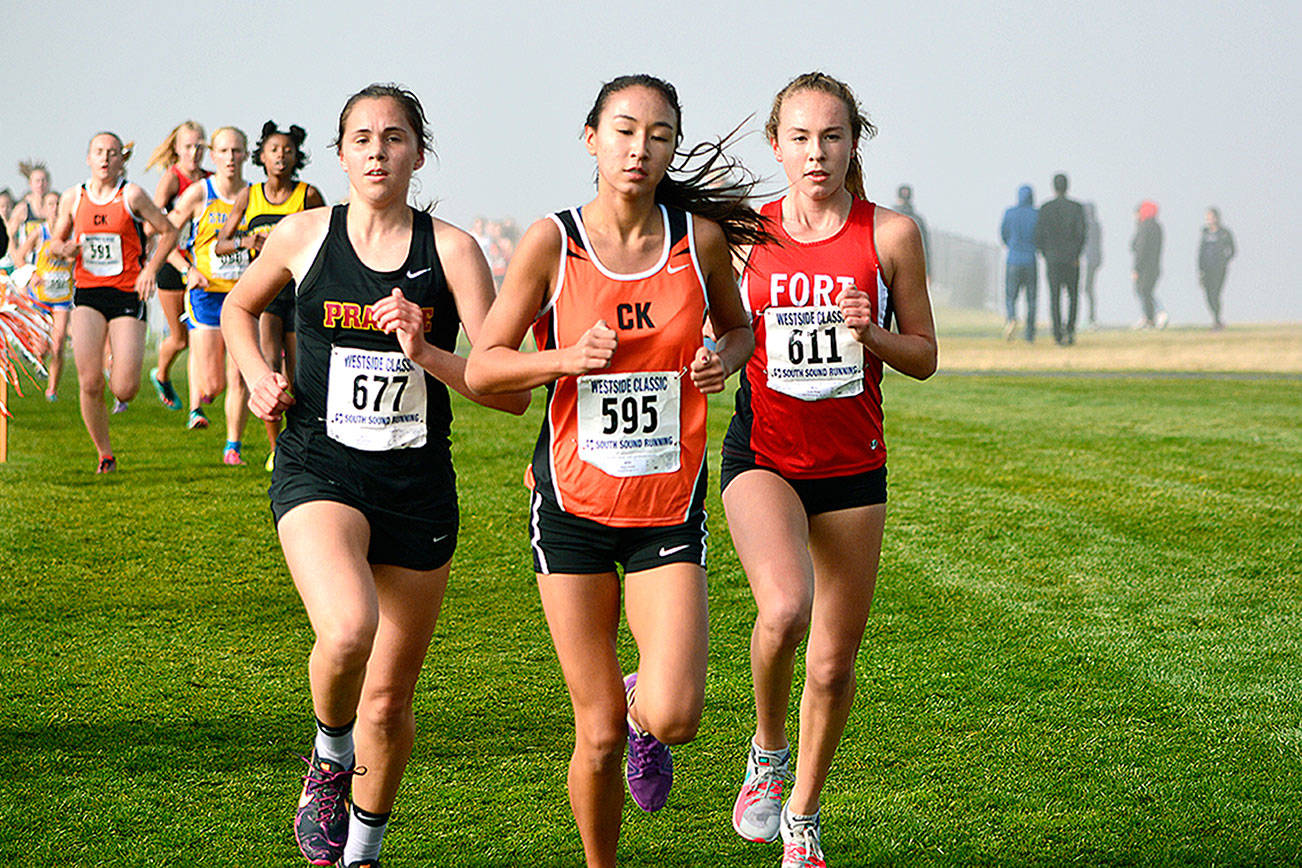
[519,214,565,256]
[431,216,488,267]
[272,206,331,241]
[872,204,921,245]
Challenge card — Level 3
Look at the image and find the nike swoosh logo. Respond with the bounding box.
[666,263,690,274]
[659,544,690,557]
[432,534,449,543]
[406,267,431,279]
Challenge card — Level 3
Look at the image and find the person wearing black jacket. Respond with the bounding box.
[1033,173,1087,344]
[1199,207,1235,330]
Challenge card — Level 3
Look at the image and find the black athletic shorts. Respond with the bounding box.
[156,262,185,291]
[263,281,296,332]
[270,444,458,572]
[720,450,887,516]
[528,489,708,575]
[74,286,145,321]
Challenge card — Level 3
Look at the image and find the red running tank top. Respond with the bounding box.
[728,197,891,478]
[168,164,211,209]
[528,204,711,527]
[72,180,146,292]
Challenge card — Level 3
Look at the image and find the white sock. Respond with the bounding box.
[314,717,355,769]
[752,738,791,765]
[341,804,389,865]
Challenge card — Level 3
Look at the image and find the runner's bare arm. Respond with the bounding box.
[841,208,936,380]
[693,217,754,394]
[214,186,253,256]
[222,210,328,420]
[126,183,177,299]
[370,220,530,415]
[465,217,617,393]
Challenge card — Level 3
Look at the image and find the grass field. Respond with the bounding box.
[2,325,1301,866]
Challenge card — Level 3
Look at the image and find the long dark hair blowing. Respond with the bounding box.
[585,74,771,251]
[764,72,877,201]
[253,121,310,177]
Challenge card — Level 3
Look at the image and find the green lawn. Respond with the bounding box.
[1,366,1300,866]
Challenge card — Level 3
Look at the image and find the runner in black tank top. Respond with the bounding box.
[274,202,460,513]
[220,85,528,868]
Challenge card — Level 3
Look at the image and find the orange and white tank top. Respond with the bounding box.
[72,179,146,292]
[528,204,710,527]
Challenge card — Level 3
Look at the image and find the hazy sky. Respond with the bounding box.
[4,0,1299,325]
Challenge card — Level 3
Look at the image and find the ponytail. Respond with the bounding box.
[146,121,205,172]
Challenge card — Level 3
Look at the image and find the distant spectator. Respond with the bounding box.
[1131,200,1166,329]
[1033,173,1087,344]
[1082,202,1102,328]
[1000,184,1038,341]
[1198,207,1235,330]
[894,183,930,268]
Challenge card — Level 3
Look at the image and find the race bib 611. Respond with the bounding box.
[763,305,864,401]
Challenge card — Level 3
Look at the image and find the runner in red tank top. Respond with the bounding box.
[466,74,765,868]
[145,121,210,409]
[720,74,937,868]
[49,132,178,472]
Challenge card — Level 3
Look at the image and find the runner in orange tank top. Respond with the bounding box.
[49,132,178,472]
[721,74,936,868]
[466,74,767,868]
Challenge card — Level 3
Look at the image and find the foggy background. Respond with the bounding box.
[3,0,1298,326]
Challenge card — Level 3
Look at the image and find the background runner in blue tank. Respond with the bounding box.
[222,84,528,867]
[165,127,253,464]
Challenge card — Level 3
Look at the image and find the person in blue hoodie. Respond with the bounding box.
[1001,184,1038,341]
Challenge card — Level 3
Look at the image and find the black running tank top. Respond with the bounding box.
[290,204,459,458]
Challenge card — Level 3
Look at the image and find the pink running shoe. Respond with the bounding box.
[781,806,827,868]
[732,743,789,842]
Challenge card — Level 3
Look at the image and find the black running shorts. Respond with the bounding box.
[720,451,887,516]
[74,286,146,321]
[270,446,458,572]
[528,489,707,575]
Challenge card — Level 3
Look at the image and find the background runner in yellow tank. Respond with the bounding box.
[215,121,324,470]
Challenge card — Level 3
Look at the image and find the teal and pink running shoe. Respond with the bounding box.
[150,367,182,411]
[732,743,789,842]
[294,751,359,866]
[781,806,827,868]
[623,672,673,812]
